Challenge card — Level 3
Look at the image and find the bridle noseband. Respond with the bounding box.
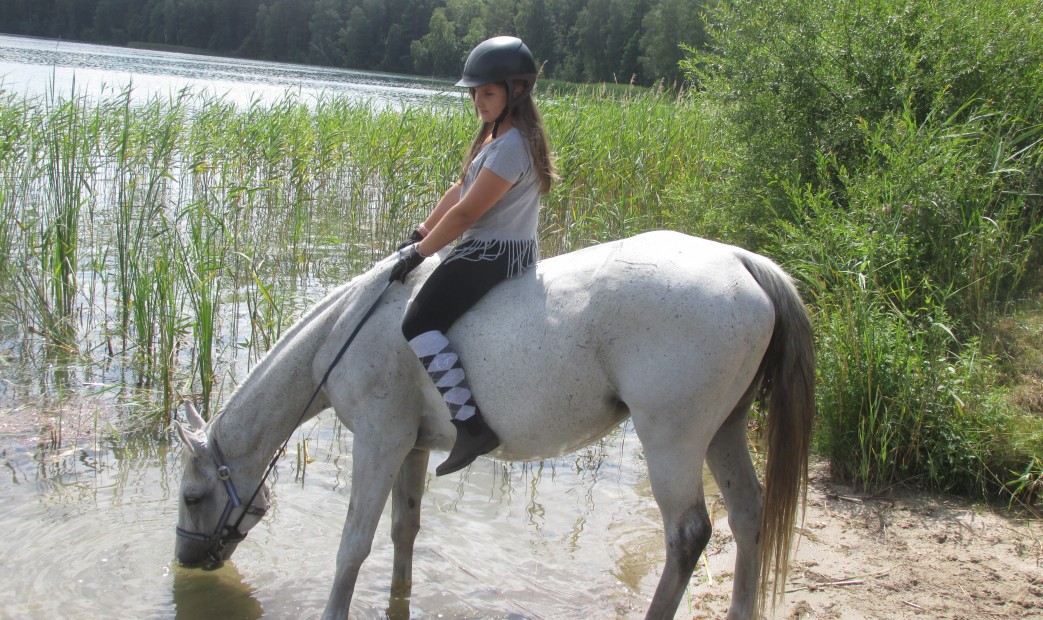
[175,429,269,566]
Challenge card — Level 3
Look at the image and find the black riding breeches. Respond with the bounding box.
[401,241,528,340]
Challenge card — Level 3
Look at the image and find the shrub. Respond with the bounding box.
[689,0,1043,500]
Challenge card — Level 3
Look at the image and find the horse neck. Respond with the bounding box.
[211,281,359,471]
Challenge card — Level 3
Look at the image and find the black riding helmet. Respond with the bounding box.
[457,36,538,137]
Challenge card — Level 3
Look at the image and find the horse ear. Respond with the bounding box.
[176,422,208,456]
[184,401,206,430]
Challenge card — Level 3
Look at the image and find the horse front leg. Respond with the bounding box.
[387,447,430,616]
[322,435,412,620]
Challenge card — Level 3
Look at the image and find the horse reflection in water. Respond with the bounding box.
[172,563,262,618]
[173,231,815,619]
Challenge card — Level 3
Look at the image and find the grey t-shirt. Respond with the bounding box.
[460,128,541,243]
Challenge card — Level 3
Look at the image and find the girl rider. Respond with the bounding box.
[389,36,557,476]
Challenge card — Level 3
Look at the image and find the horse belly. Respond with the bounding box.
[457,312,626,460]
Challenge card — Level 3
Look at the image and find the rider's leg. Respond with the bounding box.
[407,329,499,475]
[401,248,514,476]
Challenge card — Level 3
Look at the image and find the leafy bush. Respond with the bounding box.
[688,0,1043,217]
[687,0,1043,501]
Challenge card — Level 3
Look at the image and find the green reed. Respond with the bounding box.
[0,93,32,283]
[108,88,188,344]
[541,85,716,253]
[0,84,722,427]
[7,89,102,349]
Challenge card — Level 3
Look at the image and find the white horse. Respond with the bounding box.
[174,230,815,619]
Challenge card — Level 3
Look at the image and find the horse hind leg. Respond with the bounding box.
[646,497,712,619]
[706,394,764,620]
[387,447,430,618]
[634,413,713,619]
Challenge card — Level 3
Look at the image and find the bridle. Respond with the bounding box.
[175,278,395,566]
[175,425,269,566]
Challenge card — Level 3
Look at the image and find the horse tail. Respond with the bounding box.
[738,251,816,614]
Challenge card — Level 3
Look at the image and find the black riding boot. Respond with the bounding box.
[408,330,501,476]
[437,412,501,476]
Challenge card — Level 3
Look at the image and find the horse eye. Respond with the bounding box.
[184,494,204,506]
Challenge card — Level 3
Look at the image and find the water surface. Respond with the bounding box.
[1,409,700,618]
[0,34,454,106]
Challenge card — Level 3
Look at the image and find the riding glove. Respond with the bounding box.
[396,229,424,251]
[389,244,426,283]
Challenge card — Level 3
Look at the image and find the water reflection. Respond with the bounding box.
[0,33,454,107]
[172,564,262,619]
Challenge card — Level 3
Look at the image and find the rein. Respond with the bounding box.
[177,278,395,563]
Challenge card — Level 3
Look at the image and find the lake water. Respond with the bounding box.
[0,35,722,619]
[0,33,454,107]
[2,409,679,618]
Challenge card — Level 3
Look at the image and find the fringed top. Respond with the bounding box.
[443,238,539,279]
[451,127,541,277]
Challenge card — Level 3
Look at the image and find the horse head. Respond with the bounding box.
[174,401,269,569]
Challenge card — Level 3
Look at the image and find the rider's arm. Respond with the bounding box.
[417,169,511,256]
[421,182,462,233]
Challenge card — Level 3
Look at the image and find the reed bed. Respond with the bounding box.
[542,85,716,253]
[0,84,709,425]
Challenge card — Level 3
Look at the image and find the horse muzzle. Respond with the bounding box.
[175,525,245,569]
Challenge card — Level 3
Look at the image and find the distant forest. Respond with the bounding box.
[0,0,711,85]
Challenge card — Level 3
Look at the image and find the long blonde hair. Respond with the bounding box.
[460,85,557,195]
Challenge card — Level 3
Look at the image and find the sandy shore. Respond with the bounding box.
[686,460,1043,619]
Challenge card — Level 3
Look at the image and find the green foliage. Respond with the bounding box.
[688,0,1043,501]
[688,0,1043,215]
[540,85,717,252]
[0,86,473,418]
[779,178,1022,496]
[1007,457,1043,508]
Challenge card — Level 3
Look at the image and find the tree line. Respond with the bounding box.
[0,0,711,85]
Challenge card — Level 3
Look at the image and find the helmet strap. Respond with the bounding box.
[491,80,514,139]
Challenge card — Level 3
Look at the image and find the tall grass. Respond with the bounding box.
[0,83,709,427]
[541,84,717,253]
[0,94,31,283]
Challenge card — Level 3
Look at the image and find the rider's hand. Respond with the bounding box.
[389,244,426,283]
[396,229,424,251]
